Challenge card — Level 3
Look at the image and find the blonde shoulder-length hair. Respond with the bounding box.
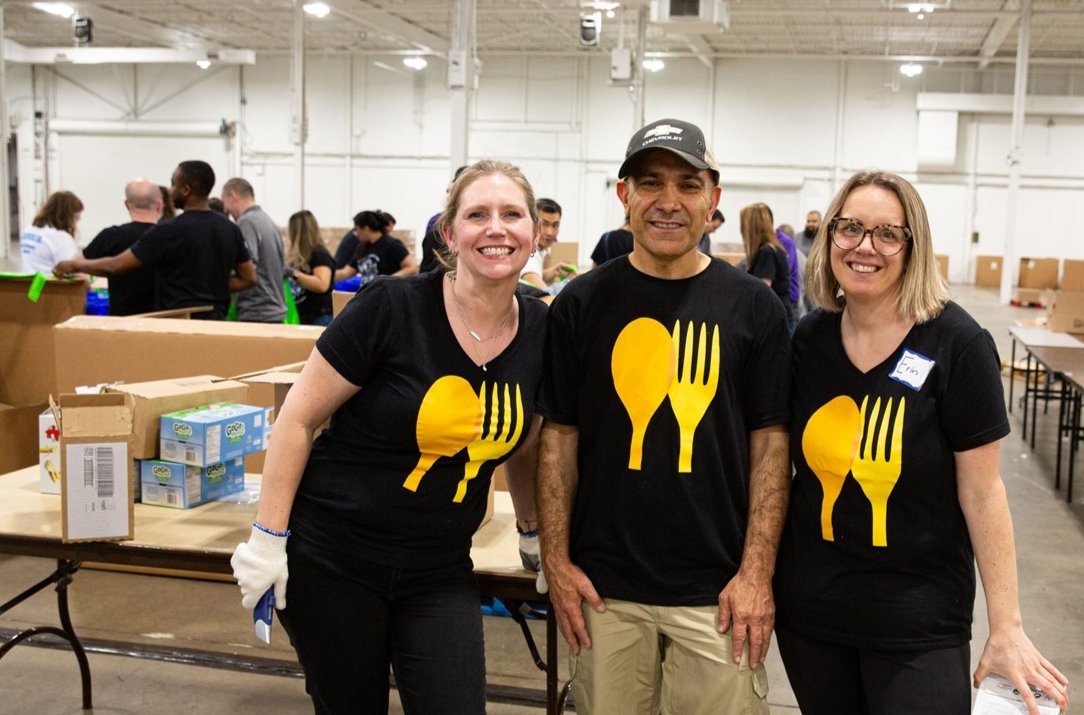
[804,170,950,324]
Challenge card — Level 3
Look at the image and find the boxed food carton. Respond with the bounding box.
[105,375,249,459]
[160,403,271,467]
[1062,258,1084,292]
[54,392,135,543]
[140,457,244,509]
[39,409,61,494]
[1045,289,1084,334]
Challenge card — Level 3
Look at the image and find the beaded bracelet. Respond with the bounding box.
[253,521,291,538]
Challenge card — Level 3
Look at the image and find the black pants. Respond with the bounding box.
[776,622,971,715]
[279,545,486,715]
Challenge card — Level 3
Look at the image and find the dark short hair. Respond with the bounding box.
[176,160,216,198]
[375,210,396,229]
[222,177,254,200]
[353,210,385,233]
[536,198,562,216]
[712,209,724,223]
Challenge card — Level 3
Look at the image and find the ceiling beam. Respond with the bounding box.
[78,3,215,50]
[977,1,1019,70]
[321,0,448,53]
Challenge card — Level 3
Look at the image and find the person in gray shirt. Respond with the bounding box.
[222,177,287,323]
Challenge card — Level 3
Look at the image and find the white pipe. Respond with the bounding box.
[48,119,226,137]
[0,2,9,261]
[2,40,255,66]
[999,0,1031,305]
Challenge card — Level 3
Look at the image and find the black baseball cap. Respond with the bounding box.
[618,118,719,182]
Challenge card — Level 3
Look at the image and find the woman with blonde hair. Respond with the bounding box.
[774,170,1068,715]
[740,202,794,327]
[283,210,335,326]
[20,190,83,274]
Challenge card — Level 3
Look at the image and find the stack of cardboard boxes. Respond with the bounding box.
[1046,259,1084,335]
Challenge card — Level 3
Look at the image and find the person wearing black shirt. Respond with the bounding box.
[774,171,1068,715]
[231,161,548,714]
[537,119,789,715]
[333,210,418,285]
[284,210,336,326]
[588,217,634,268]
[78,178,160,316]
[740,202,795,326]
[55,161,256,320]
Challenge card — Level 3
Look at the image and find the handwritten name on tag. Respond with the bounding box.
[890,349,935,391]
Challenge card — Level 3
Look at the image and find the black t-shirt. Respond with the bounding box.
[289,244,336,324]
[349,233,410,277]
[774,303,1010,651]
[749,244,794,321]
[82,221,156,316]
[333,230,358,269]
[290,271,548,570]
[419,221,446,274]
[590,229,634,266]
[130,211,251,320]
[537,257,791,606]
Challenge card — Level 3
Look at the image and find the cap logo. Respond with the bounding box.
[645,124,683,138]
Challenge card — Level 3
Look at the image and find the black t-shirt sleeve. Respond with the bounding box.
[334,232,358,268]
[231,224,252,264]
[750,245,782,282]
[590,235,607,265]
[130,224,165,267]
[940,328,1010,452]
[307,245,336,292]
[82,228,115,260]
[315,278,395,386]
[536,289,581,426]
[385,237,409,270]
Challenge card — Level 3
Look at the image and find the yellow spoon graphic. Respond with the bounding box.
[402,375,483,492]
[611,318,675,470]
[802,396,861,541]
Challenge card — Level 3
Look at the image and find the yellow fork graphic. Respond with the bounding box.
[667,321,720,473]
[850,396,905,547]
[454,381,524,503]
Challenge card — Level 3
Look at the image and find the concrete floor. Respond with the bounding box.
[1,272,1082,713]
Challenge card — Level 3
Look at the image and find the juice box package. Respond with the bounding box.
[140,458,244,509]
[159,403,270,467]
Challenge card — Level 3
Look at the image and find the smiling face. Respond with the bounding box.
[617,150,721,272]
[444,173,537,284]
[830,184,909,308]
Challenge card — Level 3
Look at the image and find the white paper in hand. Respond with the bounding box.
[972,674,1061,715]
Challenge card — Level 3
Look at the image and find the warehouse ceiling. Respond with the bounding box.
[4,0,1084,68]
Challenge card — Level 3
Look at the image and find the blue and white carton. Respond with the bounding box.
[159,403,270,467]
[140,458,245,509]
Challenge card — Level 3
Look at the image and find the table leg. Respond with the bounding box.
[1030,357,1040,450]
[0,559,92,711]
[1022,352,1031,440]
[1070,389,1080,504]
[1009,337,1016,414]
[1057,379,1067,490]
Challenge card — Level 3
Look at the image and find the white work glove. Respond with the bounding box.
[518,532,548,595]
[231,525,289,610]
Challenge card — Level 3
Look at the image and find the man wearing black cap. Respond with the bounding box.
[536,118,790,714]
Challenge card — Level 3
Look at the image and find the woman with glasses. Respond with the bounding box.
[740,202,795,329]
[773,170,1068,715]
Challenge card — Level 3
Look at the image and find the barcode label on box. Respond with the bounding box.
[64,442,129,541]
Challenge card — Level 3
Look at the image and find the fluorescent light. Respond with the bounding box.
[900,63,923,77]
[643,59,665,72]
[196,60,211,70]
[907,3,935,12]
[303,3,331,18]
[606,10,616,18]
[32,2,75,18]
[403,57,428,70]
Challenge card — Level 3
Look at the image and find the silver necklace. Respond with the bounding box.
[449,272,514,371]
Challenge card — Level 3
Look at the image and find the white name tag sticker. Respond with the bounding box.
[890,349,935,391]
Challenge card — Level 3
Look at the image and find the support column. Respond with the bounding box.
[291,0,307,209]
[0,1,10,261]
[448,0,475,174]
[1000,0,1031,305]
[631,5,648,131]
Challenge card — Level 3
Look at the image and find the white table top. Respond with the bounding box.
[1009,325,1084,349]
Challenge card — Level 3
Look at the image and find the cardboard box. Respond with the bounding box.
[935,254,948,282]
[160,403,270,467]
[55,393,135,543]
[332,290,353,317]
[543,242,579,270]
[39,409,61,494]
[713,252,745,267]
[1062,259,1084,292]
[237,363,307,473]
[975,255,1002,287]
[140,457,245,509]
[1013,288,1044,306]
[1045,290,1084,334]
[1018,257,1058,289]
[0,402,47,475]
[105,376,250,459]
[54,316,322,395]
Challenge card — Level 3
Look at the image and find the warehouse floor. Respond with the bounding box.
[2,244,1082,713]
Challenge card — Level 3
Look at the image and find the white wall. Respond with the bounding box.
[8,54,1084,284]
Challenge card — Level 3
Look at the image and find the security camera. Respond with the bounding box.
[72,16,93,44]
[579,12,601,47]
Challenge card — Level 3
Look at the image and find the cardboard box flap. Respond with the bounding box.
[57,315,323,339]
[227,362,307,382]
[58,393,134,437]
[110,375,246,399]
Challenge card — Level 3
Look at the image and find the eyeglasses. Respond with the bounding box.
[830,218,911,256]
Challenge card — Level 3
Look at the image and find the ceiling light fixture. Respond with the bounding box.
[907,3,935,13]
[32,2,75,18]
[403,57,428,70]
[196,60,211,70]
[643,59,665,72]
[607,10,616,18]
[303,3,331,18]
[900,63,923,77]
